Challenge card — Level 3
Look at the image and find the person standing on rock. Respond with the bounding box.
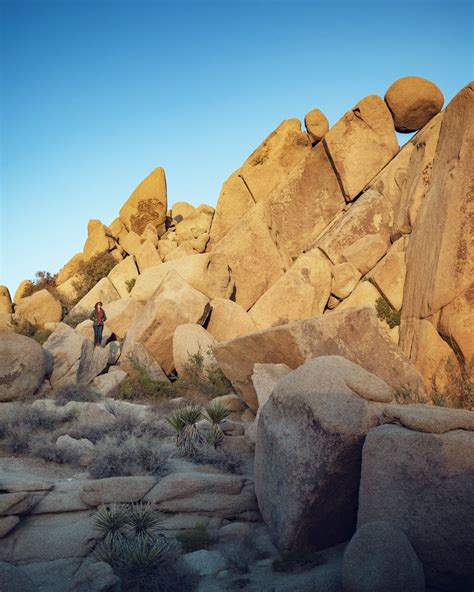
[90,301,107,347]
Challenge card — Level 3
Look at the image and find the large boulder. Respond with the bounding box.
[69,277,120,316]
[105,297,144,340]
[255,356,392,552]
[208,169,255,249]
[323,95,398,201]
[118,341,169,382]
[385,76,444,133]
[248,248,332,330]
[82,220,115,261]
[214,306,423,411]
[342,521,425,592]
[0,332,47,401]
[358,407,474,591]
[56,253,85,286]
[15,289,62,328]
[172,324,216,377]
[12,279,34,305]
[239,118,311,202]
[400,83,474,391]
[0,286,13,314]
[107,256,139,299]
[211,201,287,311]
[131,253,234,302]
[304,108,329,143]
[123,271,210,374]
[174,205,214,243]
[369,239,406,312]
[134,239,162,272]
[266,141,346,257]
[207,298,257,342]
[119,167,167,235]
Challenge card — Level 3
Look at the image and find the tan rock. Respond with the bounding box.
[323,95,398,201]
[331,262,361,299]
[123,271,210,373]
[438,290,474,364]
[207,298,258,342]
[400,83,474,388]
[82,219,115,262]
[13,279,33,305]
[164,243,195,262]
[131,252,233,302]
[304,108,329,143]
[55,276,82,304]
[119,341,169,382]
[55,253,84,286]
[120,230,143,257]
[248,248,331,330]
[381,403,474,434]
[69,277,120,316]
[240,118,311,202]
[173,324,216,377]
[0,332,47,401]
[317,189,393,266]
[174,205,214,242]
[15,289,62,328]
[172,202,195,221]
[106,298,144,340]
[108,217,125,237]
[385,76,444,133]
[75,319,112,347]
[107,256,139,299]
[207,169,255,249]
[341,234,389,275]
[119,167,167,234]
[370,241,407,311]
[157,238,178,260]
[413,319,459,394]
[0,286,12,314]
[390,113,443,238]
[211,201,287,311]
[214,306,424,411]
[135,239,162,272]
[266,141,346,257]
[337,282,382,313]
[327,295,341,310]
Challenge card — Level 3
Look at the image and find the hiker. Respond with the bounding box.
[90,301,107,347]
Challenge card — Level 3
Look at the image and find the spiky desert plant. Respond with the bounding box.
[206,401,231,425]
[119,536,171,580]
[166,404,204,457]
[127,502,162,541]
[94,504,129,542]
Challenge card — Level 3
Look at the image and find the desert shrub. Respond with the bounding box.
[10,315,36,338]
[375,297,401,329]
[220,531,263,574]
[272,548,325,573]
[62,309,90,328]
[93,503,198,592]
[23,271,58,298]
[431,357,474,409]
[53,383,101,406]
[71,252,117,304]
[166,405,204,457]
[88,435,170,478]
[29,437,62,463]
[394,386,427,404]
[66,420,116,443]
[179,349,233,400]
[176,523,214,553]
[33,329,53,345]
[125,278,136,293]
[1,424,31,454]
[119,355,176,401]
[191,447,245,475]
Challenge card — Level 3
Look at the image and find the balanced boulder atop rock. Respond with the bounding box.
[385,76,444,133]
[304,108,329,143]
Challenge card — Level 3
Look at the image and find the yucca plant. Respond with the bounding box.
[127,502,162,541]
[166,404,204,457]
[206,401,231,424]
[94,504,129,542]
[119,536,171,582]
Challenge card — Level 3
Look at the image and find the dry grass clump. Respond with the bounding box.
[53,383,102,406]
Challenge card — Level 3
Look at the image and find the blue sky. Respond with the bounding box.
[1,0,472,294]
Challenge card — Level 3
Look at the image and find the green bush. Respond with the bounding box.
[119,355,176,401]
[23,271,58,298]
[125,278,136,293]
[176,523,214,553]
[179,348,233,400]
[375,297,401,329]
[71,252,117,303]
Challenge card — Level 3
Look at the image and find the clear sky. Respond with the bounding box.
[1,0,472,295]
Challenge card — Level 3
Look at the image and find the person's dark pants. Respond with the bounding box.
[93,324,104,346]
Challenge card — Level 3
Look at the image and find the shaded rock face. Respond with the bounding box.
[342,520,425,592]
[254,356,391,553]
[358,422,474,591]
[385,75,444,133]
[119,167,167,235]
[214,306,423,411]
[0,332,47,401]
[400,82,474,392]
